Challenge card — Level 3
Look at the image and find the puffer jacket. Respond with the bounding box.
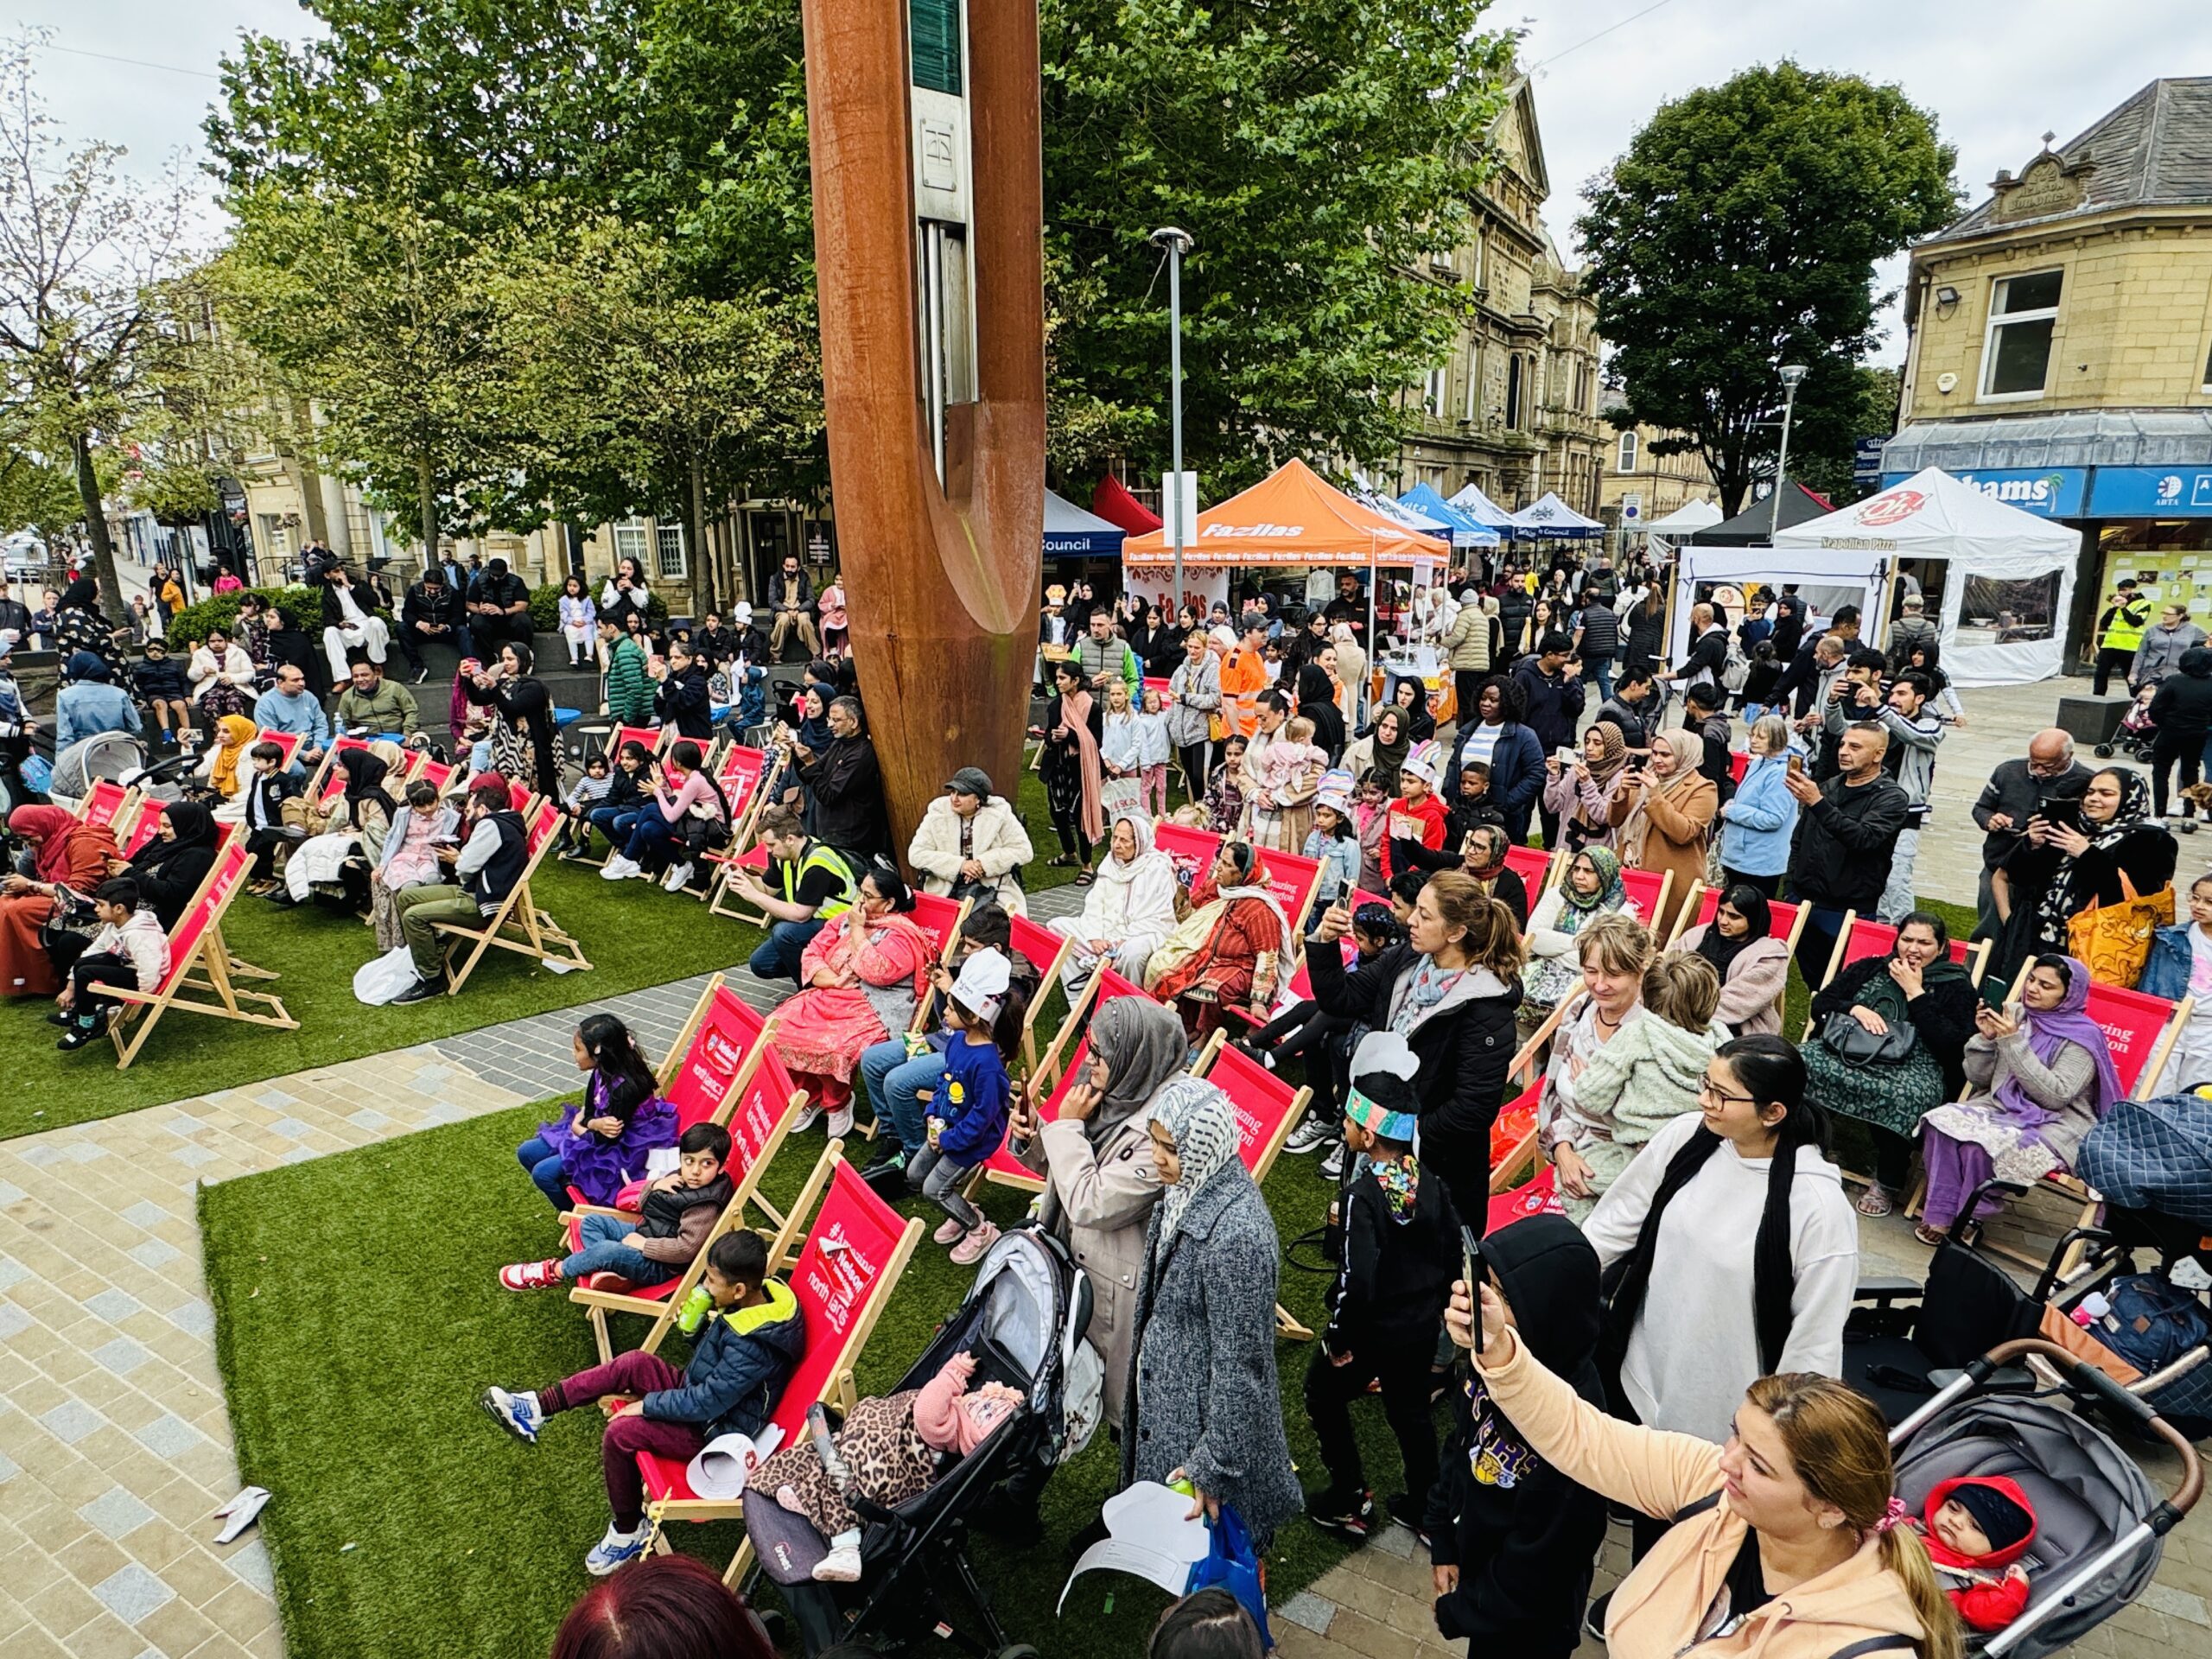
[640,1277,806,1440]
[1443,601,1493,672]
[906,794,1033,915]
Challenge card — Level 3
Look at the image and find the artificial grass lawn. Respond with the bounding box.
[0,772,1082,1142]
[204,1106,1387,1659]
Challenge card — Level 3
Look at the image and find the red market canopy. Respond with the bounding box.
[1122,458,1446,568]
[1090,474,1163,536]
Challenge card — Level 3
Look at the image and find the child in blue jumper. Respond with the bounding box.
[906,946,1030,1268]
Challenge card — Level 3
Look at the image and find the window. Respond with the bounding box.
[1423,366,1446,418]
[1469,232,1484,290]
[1463,349,1480,423]
[1504,355,1523,429]
[911,0,962,94]
[655,523,689,580]
[1617,430,1639,473]
[613,520,649,570]
[1980,270,2062,400]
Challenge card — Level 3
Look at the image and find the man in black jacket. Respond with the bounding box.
[0,578,33,647]
[1573,588,1619,702]
[1968,729,2093,941]
[766,556,818,660]
[398,569,473,682]
[1590,667,1657,755]
[466,558,533,658]
[1512,635,1585,849]
[793,695,889,861]
[650,639,715,741]
[1680,682,1735,800]
[1784,720,1909,986]
[1773,630,1845,720]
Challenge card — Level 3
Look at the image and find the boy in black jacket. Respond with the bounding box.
[1425,1213,1608,1656]
[480,1229,806,1577]
[1305,1033,1461,1541]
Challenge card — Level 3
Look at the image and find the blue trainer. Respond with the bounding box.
[585,1522,651,1576]
[479,1385,541,1446]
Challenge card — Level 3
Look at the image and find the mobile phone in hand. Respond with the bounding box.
[1461,1226,1484,1358]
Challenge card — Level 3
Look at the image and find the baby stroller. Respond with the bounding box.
[744,1225,1094,1657]
[2094,683,2157,760]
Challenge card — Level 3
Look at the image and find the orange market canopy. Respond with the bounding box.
[1122,459,1448,569]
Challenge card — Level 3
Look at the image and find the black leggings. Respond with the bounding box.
[1179,741,1212,799]
[1050,805,1092,865]
[2152,732,2203,817]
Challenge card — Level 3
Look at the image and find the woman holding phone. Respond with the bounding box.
[1986,767,2175,986]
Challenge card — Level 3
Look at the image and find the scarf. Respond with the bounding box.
[1581,721,1627,786]
[796,683,838,751]
[340,747,400,821]
[1059,686,1104,842]
[1097,812,1171,899]
[1150,1077,1240,1248]
[58,575,99,614]
[1085,995,1188,1144]
[1390,956,1474,1037]
[1365,717,1409,795]
[1562,847,1624,913]
[1693,887,1770,981]
[207,715,257,798]
[1993,954,2127,1131]
[12,804,87,883]
[1464,836,1507,884]
[1616,730,1705,868]
[449,659,481,734]
[134,801,216,874]
[2037,771,2153,944]
[1370,1153,1420,1223]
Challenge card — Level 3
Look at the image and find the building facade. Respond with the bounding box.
[1389,77,1605,518]
[1595,403,1719,545]
[1884,78,2212,664]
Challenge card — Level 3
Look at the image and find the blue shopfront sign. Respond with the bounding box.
[1878,467,2088,517]
[2086,465,2212,518]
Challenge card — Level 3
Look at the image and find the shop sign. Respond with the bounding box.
[2086,465,2212,518]
[1877,467,2087,518]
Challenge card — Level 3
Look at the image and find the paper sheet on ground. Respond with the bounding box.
[1058,1480,1211,1613]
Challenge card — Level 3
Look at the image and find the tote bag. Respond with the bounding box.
[2068,870,2173,990]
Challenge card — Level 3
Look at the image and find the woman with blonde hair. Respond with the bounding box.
[1449,1274,1960,1659]
[1608,728,1716,941]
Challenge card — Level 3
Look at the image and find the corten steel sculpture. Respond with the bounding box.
[798,0,1045,852]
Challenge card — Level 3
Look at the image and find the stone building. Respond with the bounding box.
[1595,402,1719,546]
[1389,76,1605,518]
[1884,77,2212,662]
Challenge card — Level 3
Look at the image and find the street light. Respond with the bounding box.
[1770,363,1808,538]
[1150,226,1194,609]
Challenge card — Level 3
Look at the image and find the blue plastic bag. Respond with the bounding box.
[21,753,49,795]
[1185,1504,1273,1649]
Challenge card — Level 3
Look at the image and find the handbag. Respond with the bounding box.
[1819,1009,1917,1068]
[1101,774,1144,821]
[2090,1272,2211,1374]
[1184,1504,1273,1650]
[2068,870,2173,991]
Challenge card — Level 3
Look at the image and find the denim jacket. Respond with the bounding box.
[2141,921,2202,1003]
[1718,753,1798,879]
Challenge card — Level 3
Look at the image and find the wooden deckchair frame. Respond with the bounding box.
[1187,1029,1317,1338]
[105,836,298,1068]
[637,1142,925,1585]
[847,893,971,1141]
[698,745,778,912]
[431,799,592,992]
[1666,880,1811,1025]
[73,778,137,830]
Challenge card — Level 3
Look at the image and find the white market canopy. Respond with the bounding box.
[1667,543,1891,667]
[1643,499,1724,535]
[1446,480,1521,531]
[1774,467,2082,688]
[1510,492,1604,537]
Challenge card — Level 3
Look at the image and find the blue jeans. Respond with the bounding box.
[1587,657,1614,702]
[749,916,827,983]
[861,1037,942,1154]
[517,1135,569,1208]
[587,805,643,849]
[906,1146,982,1230]
[621,811,679,866]
[560,1212,673,1287]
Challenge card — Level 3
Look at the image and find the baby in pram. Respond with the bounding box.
[749,1350,1024,1584]
[1911,1475,2038,1633]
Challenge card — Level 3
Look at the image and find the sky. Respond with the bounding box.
[16,0,2212,362]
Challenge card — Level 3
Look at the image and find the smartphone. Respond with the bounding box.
[1460,1225,1485,1358]
[1786,753,1804,779]
[2041,797,2083,833]
[1555,746,1579,768]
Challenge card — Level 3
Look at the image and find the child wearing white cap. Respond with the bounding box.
[906,947,1030,1266]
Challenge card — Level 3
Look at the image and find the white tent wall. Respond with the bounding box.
[1930,546,2077,689]
[1666,544,1889,664]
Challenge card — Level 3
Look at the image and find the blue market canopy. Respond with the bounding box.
[1043,486,1125,556]
[1509,492,1604,537]
[1398,482,1501,549]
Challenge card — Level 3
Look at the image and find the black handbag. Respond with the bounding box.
[1819,1009,1917,1069]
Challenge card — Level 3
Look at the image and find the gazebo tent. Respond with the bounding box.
[1398,482,1502,550]
[1446,480,1521,533]
[1510,493,1604,538]
[1667,543,1891,667]
[1090,474,1163,536]
[1042,487,1125,558]
[1122,459,1446,568]
[1774,467,2082,688]
[1642,499,1724,536]
[1688,481,1834,545]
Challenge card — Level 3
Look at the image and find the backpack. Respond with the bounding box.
[1720,635,1751,695]
[2090,1272,2211,1374]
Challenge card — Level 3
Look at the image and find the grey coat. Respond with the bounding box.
[1120,1161,1301,1543]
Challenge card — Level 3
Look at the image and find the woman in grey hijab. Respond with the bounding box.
[1008,994,1186,1429]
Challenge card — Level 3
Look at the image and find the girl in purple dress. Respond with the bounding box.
[515,1014,677,1208]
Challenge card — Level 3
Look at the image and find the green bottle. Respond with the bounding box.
[677,1284,713,1335]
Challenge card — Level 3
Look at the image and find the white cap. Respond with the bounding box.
[951,946,1014,1021]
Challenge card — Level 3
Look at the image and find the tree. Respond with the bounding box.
[1793,363,1903,506]
[0,442,84,542]
[1040,0,1517,494]
[1580,63,1958,516]
[0,35,195,613]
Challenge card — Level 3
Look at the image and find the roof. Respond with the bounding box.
[1885,409,2212,473]
[1089,474,1161,536]
[1927,77,2212,246]
[1042,487,1124,556]
[1688,480,1836,545]
[1122,458,1446,568]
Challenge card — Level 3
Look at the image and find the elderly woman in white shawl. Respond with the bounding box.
[1051,811,1179,994]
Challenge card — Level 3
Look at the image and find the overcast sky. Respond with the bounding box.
[18,0,2212,361]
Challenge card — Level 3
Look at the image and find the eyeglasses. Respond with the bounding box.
[1697,1077,1758,1107]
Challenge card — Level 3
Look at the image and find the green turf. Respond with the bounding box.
[203,1105,1389,1659]
[0,772,1082,1142]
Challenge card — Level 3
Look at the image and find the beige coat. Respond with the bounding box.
[1016,1112,1162,1428]
[1668,925,1790,1037]
[906,794,1034,916]
[1607,772,1716,942]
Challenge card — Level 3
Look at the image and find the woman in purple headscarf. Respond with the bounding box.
[1915,953,2125,1244]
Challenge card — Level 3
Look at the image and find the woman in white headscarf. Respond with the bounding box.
[1049,811,1179,993]
[1120,1077,1301,1544]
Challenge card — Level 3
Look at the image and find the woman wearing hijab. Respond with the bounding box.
[193,715,260,818]
[1668,884,1791,1037]
[465,642,562,803]
[1989,766,2177,985]
[124,802,220,930]
[53,575,118,671]
[1122,1077,1301,1546]
[1340,705,1409,798]
[1050,811,1178,994]
[1916,952,2126,1243]
[1040,660,1105,883]
[1385,676,1436,745]
[1295,659,1344,761]
[1009,995,1184,1433]
[1605,728,1714,942]
[1146,840,1294,1040]
[1521,847,1630,1020]
[1460,823,1528,930]
[1541,721,1630,854]
[281,744,403,904]
[1801,909,1978,1219]
[0,805,116,995]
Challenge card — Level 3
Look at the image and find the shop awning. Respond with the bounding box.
[1090,474,1164,536]
[1122,458,1446,568]
[1398,482,1502,548]
[1043,487,1125,556]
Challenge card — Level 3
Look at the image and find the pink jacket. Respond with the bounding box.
[912,1351,1023,1456]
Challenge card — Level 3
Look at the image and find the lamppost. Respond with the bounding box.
[1150,226,1194,608]
[1770,363,1808,538]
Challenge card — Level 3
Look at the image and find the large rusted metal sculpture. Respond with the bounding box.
[798,0,1045,852]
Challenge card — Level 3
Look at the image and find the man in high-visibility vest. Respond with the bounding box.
[730,802,860,985]
[1221,619,1271,737]
[2094,576,2151,696]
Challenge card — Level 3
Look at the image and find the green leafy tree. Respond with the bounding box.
[1792,363,1904,506]
[1040,0,1517,494]
[1580,63,1958,516]
[0,445,86,542]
